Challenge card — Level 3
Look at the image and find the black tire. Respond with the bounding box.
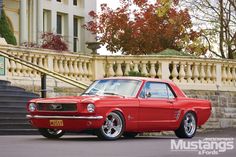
[38,128,64,139]
[123,132,138,139]
[175,112,197,138]
[96,111,125,140]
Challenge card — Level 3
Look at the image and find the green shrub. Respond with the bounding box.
[0,10,17,45]
[128,71,146,77]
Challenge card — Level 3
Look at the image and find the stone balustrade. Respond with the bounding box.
[0,45,236,91]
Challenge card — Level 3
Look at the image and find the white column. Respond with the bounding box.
[68,0,74,51]
[20,0,28,43]
[37,0,43,43]
[32,0,37,42]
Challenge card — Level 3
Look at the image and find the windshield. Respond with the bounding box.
[82,79,142,97]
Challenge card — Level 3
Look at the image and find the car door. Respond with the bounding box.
[138,82,176,132]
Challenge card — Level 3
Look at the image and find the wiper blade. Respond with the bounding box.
[103,92,125,97]
[81,92,100,96]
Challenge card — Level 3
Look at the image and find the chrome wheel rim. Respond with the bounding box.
[47,129,63,135]
[184,113,196,136]
[102,112,122,138]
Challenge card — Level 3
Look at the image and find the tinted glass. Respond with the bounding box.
[140,82,175,99]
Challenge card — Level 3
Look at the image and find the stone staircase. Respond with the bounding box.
[0,80,39,135]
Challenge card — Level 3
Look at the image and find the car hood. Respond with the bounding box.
[30,95,125,104]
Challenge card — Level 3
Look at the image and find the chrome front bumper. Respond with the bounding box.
[26,115,103,120]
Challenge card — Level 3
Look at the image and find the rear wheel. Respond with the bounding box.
[123,132,138,139]
[175,112,197,138]
[96,111,125,140]
[38,128,64,139]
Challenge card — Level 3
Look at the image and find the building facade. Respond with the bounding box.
[3,0,96,53]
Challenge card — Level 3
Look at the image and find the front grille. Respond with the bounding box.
[37,103,77,112]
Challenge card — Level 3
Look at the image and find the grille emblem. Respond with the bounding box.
[50,104,63,110]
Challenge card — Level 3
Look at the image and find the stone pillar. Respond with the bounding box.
[68,0,74,51]
[37,0,43,43]
[32,0,37,43]
[20,0,28,44]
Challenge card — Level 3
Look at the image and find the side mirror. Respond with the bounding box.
[145,92,151,98]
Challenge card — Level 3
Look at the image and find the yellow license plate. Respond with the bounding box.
[49,120,64,126]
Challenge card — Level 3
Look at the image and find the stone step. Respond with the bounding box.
[0,111,27,118]
[0,80,11,86]
[0,91,38,97]
[0,117,28,124]
[0,129,39,135]
[0,86,26,92]
[0,123,33,129]
[0,95,37,102]
[0,106,27,112]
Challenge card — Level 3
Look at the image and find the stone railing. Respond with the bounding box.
[0,45,236,91]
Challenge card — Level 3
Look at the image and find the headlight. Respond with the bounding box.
[87,103,95,113]
[28,103,37,112]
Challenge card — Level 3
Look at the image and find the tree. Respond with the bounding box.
[181,0,236,59]
[0,9,17,45]
[84,0,206,55]
[41,32,68,51]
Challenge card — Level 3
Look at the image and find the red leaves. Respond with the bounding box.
[41,32,68,52]
[84,0,205,55]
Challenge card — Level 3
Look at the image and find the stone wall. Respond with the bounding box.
[185,90,236,128]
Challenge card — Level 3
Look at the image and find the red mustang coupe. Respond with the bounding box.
[27,77,211,140]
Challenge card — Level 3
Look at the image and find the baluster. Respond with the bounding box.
[179,62,186,83]
[149,61,156,78]
[32,55,38,76]
[87,60,93,80]
[171,61,178,82]
[53,57,59,73]
[133,61,139,72]
[64,58,70,76]
[21,54,28,76]
[211,64,216,83]
[107,61,115,77]
[9,59,16,76]
[73,59,79,79]
[193,63,200,83]
[206,63,212,83]
[116,61,123,76]
[186,62,193,83]
[199,63,206,83]
[15,52,22,76]
[141,61,148,76]
[68,58,74,78]
[226,65,233,85]
[157,62,162,79]
[124,60,131,76]
[222,64,227,84]
[232,65,236,85]
[83,60,89,81]
[78,59,84,80]
[58,59,64,75]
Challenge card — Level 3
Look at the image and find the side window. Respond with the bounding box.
[140,82,175,99]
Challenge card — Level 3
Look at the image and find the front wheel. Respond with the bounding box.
[96,111,125,140]
[38,128,64,139]
[175,112,197,138]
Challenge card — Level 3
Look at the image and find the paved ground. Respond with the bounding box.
[0,129,236,157]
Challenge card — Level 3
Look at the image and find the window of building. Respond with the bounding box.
[57,14,62,35]
[73,17,78,52]
[73,0,77,6]
[43,10,51,32]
